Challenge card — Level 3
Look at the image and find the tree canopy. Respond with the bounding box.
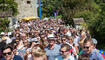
[41,0,105,50]
[0,0,18,32]
[61,0,105,50]
[0,0,18,16]
[40,0,61,18]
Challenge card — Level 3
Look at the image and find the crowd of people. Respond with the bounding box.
[0,18,104,60]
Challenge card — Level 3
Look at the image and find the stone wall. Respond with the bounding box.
[15,0,38,20]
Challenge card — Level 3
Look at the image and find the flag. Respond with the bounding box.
[69,48,73,53]
[99,50,105,59]
[78,50,84,55]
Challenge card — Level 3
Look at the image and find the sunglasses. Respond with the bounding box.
[34,41,39,43]
[83,46,89,49]
[3,52,12,56]
[60,50,67,53]
[62,39,66,41]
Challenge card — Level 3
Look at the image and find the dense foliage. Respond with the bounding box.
[40,0,61,18]
[0,0,18,16]
[0,18,10,32]
[0,0,18,32]
[41,0,105,49]
[73,0,105,50]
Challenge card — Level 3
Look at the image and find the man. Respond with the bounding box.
[92,38,97,49]
[55,44,75,60]
[61,28,71,37]
[1,46,23,60]
[44,37,61,60]
[61,36,67,44]
[83,37,104,60]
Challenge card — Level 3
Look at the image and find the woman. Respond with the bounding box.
[32,47,47,60]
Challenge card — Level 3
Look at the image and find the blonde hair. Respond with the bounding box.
[32,47,46,59]
[78,38,84,47]
[67,36,74,41]
[79,36,92,47]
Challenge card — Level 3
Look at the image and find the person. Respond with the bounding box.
[55,44,75,60]
[16,39,29,59]
[0,40,6,60]
[66,36,78,59]
[44,37,61,60]
[78,54,90,60]
[92,38,98,49]
[82,37,104,60]
[1,46,23,60]
[61,36,67,44]
[32,47,47,60]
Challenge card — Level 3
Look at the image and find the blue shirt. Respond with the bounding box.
[1,55,23,60]
[55,55,75,60]
[89,49,104,60]
[44,44,61,60]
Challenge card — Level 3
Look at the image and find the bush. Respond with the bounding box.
[0,18,10,32]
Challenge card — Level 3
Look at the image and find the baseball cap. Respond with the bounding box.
[1,32,5,35]
[31,38,40,44]
[48,37,56,41]
[92,38,98,45]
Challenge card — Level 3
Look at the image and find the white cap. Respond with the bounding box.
[1,32,5,35]
[8,32,12,35]
[48,34,55,38]
[92,38,98,45]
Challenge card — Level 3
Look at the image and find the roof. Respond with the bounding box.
[0,11,12,17]
[73,18,85,24]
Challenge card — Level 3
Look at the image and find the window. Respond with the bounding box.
[27,1,31,4]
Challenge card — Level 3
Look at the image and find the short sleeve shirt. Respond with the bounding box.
[89,49,104,60]
[44,44,61,60]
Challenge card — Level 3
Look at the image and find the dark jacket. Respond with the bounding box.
[1,55,23,60]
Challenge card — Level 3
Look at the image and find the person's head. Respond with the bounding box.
[16,39,20,44]
[83,37,94,54]
[78,54,89,60]
[79,38,84,47]
[60,44,71,58]
[2,46,13,60]
[31,40,40,47]
[48,37,56,46]
[23,40,29,47]
[63,29,68,34]
[67,36,74,44]
[61,36,67,44]
[32,47,46,60]
[92,38,97,48]
[21,33,27,40]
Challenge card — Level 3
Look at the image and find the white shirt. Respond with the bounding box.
[65,31,71,36]
[6,37,12,44]
[73,36,80,46]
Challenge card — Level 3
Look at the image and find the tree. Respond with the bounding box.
[0,0,18,32]
[39,0,61,18]
[92,3,105,50]
[0,0,18,16]
[60,0,100,25]
[61,0,105,49]
[0,18,10,32]
[41,0,105,49]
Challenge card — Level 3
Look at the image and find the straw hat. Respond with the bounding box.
[2,36,7,41]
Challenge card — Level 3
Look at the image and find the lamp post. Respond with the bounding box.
[39,0,41,19]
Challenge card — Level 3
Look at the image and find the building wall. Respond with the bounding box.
[15,0,38,20]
